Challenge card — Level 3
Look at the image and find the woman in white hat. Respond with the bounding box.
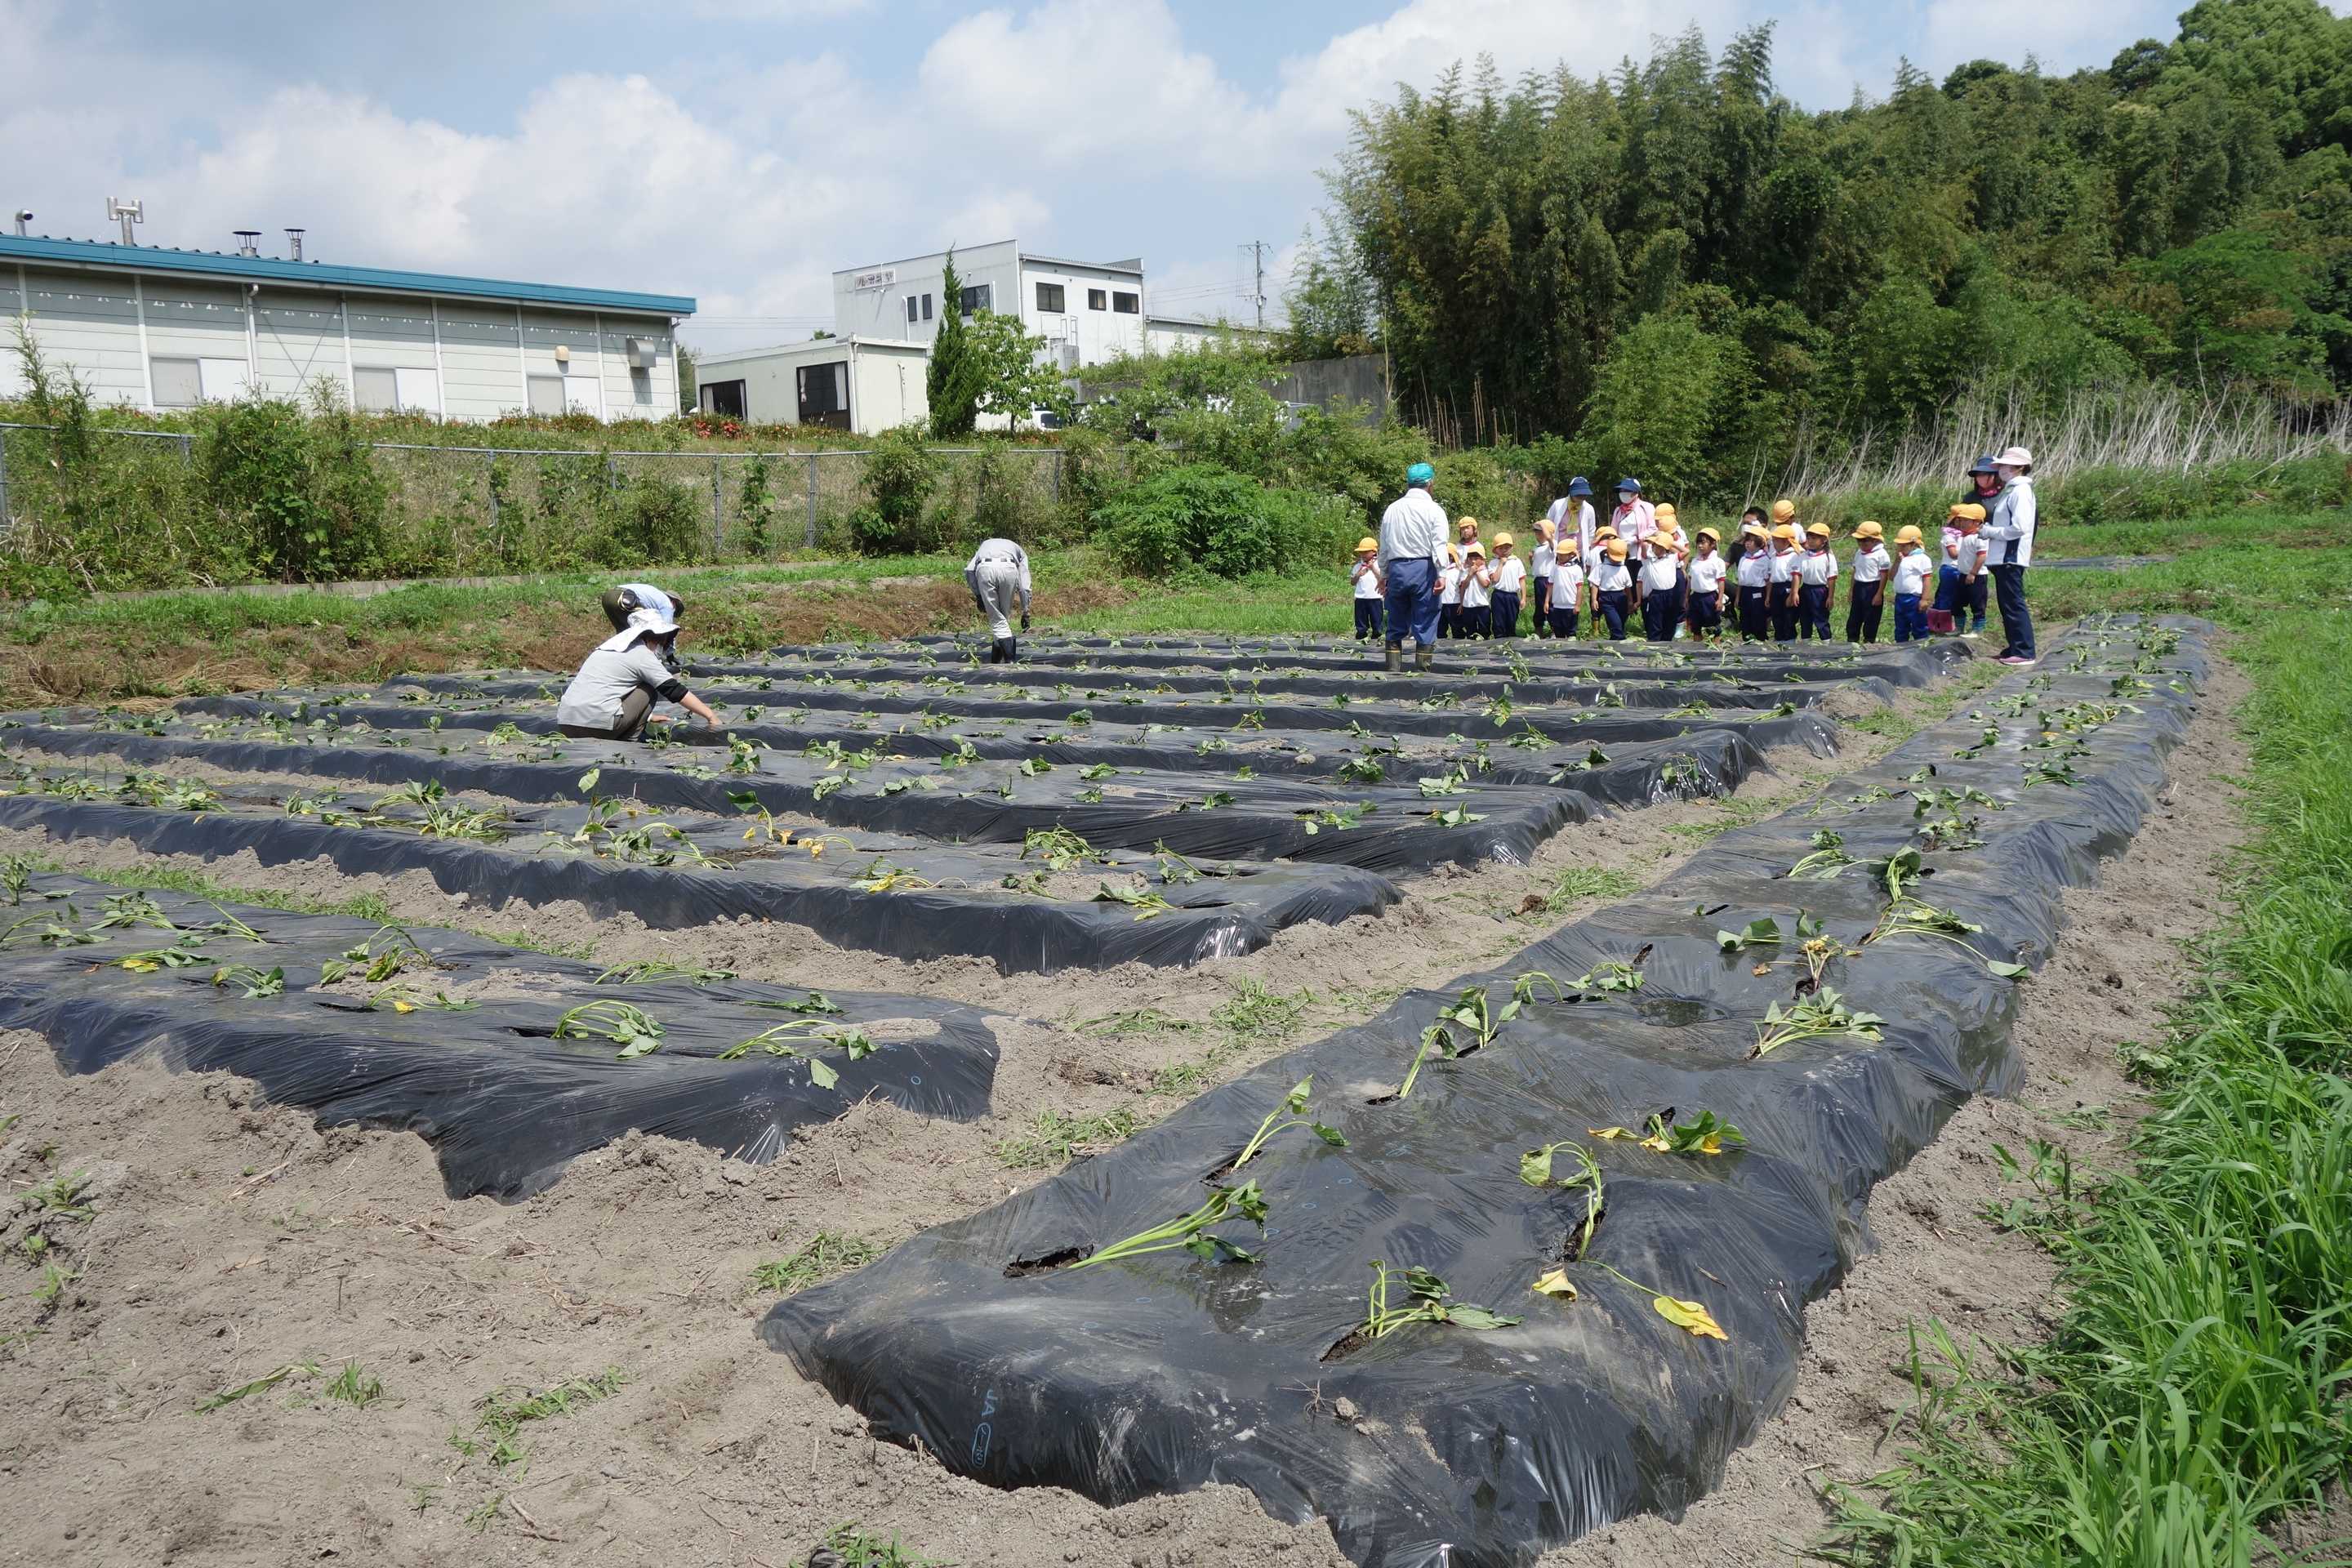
[556,588,720,740]
[1983,445,2038,665]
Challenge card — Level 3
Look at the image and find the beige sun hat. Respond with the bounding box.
[1995,446,2034,467]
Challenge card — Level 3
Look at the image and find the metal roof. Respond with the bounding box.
[0,234,694,316]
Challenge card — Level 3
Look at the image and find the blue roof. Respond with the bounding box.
[0,234,694,316]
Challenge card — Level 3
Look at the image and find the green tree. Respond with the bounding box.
[928,251,986,439]
[961,310,1074,428]
[1572,314,1749,501]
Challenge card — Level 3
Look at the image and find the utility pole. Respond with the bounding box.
[1238,240,1268,328]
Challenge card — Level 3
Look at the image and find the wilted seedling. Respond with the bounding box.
[1428,805,1487,827]
[1532,1258,1728,1340]
[1418,765,1470,798]
[1589,1109,1746,1155]
[1093,884,1175,920]
[319,923,441,986]
[1022,826,1102,871]
[1301,800,1376,834]
[1353,1260,1520,1342]
[1570,961,1643,994]
[595,959,739,986]
[1715,911,1824,953]
[1227,1077,1348,1170]
[197,1360,318,1411]
[716,1021,873,1084]
[1751,987,1885,1058]
[91,891,174,930]
[211,964,286,998]
[108,938,217,973]
[1069,1179,1269,1270]
[1787,828,1853,880]
[1521,1140,1605,1257]
[555,1000,665,1058]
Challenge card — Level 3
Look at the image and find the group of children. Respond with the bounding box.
[1352,472,1997,647]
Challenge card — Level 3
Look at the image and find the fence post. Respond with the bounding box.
[806,453,817,548]
[712,456,724,559]
[0,429,11,536]
[179,434,193,467]
[1051,448,1061,505]
[484,451,499,566]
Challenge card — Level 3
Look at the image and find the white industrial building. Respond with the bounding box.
[831,240,1147,369]
[0,229,693,421]
[692,336,929,434]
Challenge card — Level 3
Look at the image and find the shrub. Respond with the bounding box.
[598,473,702,567]
[853,426,943,555]
[1094,463,1277,579]
[194,394,390,582]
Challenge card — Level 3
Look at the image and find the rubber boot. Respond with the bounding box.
[1002,637,1018,664]
[985,639,1001,665]
[1384,645,1403,675]
[1414,646,1434,675]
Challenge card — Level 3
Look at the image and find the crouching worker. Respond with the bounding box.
[557,586,720,740]
[965,536,1032,663]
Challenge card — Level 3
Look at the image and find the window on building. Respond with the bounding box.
[353,368,398,412]
[906,296,921,324]
[352,365,440,416]
[151,358,203,408]
[1087,288,1107,311]
[527,376,565,417]
[922,293,933,320]
[699,380,747,419]
[1036,282,1066,314]
[1112,292,1140,314]
[960,283,991,316]
[797,361,850,430]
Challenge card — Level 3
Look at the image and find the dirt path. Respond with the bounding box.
[0,662,2096,1568]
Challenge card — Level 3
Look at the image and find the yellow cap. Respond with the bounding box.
[1655,502,1677,519]
[1696,526,1720,542]
[1895,525,1924,545]
[1594,525,1618,541]
[1949,502,1987,523]
[1356,537,1379,553]
[1458,516,1480,531]
[1771,499,1797,523]
[1771,523,1797,542]
[1805,522,1831,537]
[1464,542,1486,557]
[1854,520,1883,539]
[1606,539,1628,560]
[1493,532,1513,546]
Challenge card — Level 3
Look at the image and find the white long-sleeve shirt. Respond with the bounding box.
[1984,477,2037,567]
[1545,498,1597,559]
[964,538,1032,612]
[1376,488,1451,574]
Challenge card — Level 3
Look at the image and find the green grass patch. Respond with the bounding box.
[1818,598,2352,1559]
[472,1368,631,1471]
[749,1232,885,1294]
[992,1107,1150,1169]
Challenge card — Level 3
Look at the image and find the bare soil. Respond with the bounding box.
[0,649,2213,1567]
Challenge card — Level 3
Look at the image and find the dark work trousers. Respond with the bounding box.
[557,685,656,742]
[1893,593,1927,642]
[1935,564,1962,613]
[1797,583,1832,639]
[1641,586,1682,640]
[1490,590,1520,639]
[1353,597,1384,641]
[1531,581,1550,635]
[1964,572,1989,629]
[1437,603,1459,639]
[1846,580,1884,644]
[1771,588,1798,642]
[1458,603,1490,639]
[1383,559,1438,649]
[1597,589,1631,639]
[1737,586,1770,639]
[1990,564,2034,659]
[1689,592,1722,635]
[1548,604,1579,638]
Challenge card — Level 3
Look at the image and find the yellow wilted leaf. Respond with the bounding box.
[391,1000,417,1014]
[1696,1133,1724,1154]
[1751,963,1772,977]
[1637,1133,1673,1152]
[1531,1267,1578,1299]
[1653,1295,1727,1339]
[1588,1126,1637,1140]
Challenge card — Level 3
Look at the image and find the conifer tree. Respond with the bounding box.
[927,251,985,438]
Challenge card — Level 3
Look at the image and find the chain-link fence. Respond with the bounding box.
[0,421,1073,595]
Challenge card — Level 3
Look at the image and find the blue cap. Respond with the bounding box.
[1406,462,1436,486]
[1968,455,1998,475]
[1566,477,1592,497]
[1616,477,1642,492]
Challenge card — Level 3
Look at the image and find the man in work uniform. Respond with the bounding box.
[964,537,1032,664]
[556,586,721,740]
[1376,461,1450,674]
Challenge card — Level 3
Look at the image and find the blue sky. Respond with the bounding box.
[4,0,2197,354]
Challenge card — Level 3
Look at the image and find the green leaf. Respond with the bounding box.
[1988,960,2030,978]
[577,768,601,795]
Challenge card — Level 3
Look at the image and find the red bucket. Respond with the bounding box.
[1925,608,1957,635]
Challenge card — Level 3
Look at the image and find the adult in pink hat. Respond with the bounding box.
[1983,445,2037,664]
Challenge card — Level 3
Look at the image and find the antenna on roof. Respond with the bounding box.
[107,197,143,247]
[11,210,30,238]
[284,228,305,262]
[234,230,261,257]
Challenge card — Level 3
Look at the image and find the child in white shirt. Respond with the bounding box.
[1638,535,1683,641]
[1459,543,1493,638]
[1350,537,1385,643]
[1734,519,1771,639]
[1846,521,1891,644]
[1490,533,1526,639]
[1795,523,1839,640]
[1530,523,1557,636]
[1437,547,1464,639]
[1686,528,1727,638]
[1592,539,1634,640]
[1891,526,1935,641]
[1549,549,1586,639]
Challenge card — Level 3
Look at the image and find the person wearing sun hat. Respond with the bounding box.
[1983,445,2038,663]
[1377,461,1450,673]
[557,588,721,741]
[1846,520,1891,644]
[1546,476,1597,566]
[1686,526,1727,638]
[1592,537,1635,639]
[1610,478,1655,550]
[1890,525,1935,641]
[1766,520,1802,641]
[1350,536,1385,643]
[1734,517,1772,639]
